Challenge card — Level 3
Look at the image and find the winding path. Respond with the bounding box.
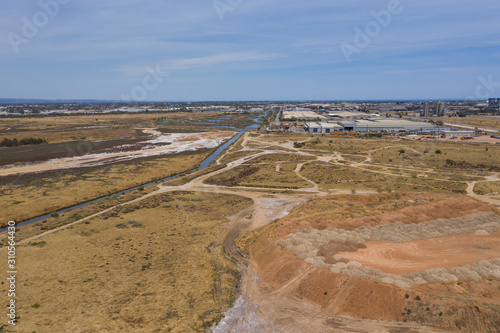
[13,129,496,333]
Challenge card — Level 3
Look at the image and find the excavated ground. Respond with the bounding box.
[250,195,500,332]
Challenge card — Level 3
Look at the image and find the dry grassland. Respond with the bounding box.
[0,151,211,225]
[370,144,499,170]
[0,127,139,144]
[0,183,160,245]
[0,112,256,144]
[218,149,259,165]
[301,162,468,193]
[1,126,499,332]
[341,153,368,163]
[246,153,315,164]
[205,163,311,189]
[262,134,499,170]
[430,116,500,129]
[0,113,163,143]
[474,181,500,195]
[3,191,253,332]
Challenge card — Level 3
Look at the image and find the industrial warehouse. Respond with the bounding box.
[281,109,441,134]
[304,118,439,134]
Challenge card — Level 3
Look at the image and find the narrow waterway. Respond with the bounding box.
[1,113,266,232]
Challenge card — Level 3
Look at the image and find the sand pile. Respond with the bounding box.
[279,211,500,287]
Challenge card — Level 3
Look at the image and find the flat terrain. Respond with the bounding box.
[0,112,260,226]
[9,191,253,332]
[405,134,500,144]
[1,115,500,332]
[0,151,211,226]
[0,131,233,176]
[427,116,500,131]
[0,112,257,143]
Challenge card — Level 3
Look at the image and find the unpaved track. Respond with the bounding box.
[294,162,318,191]
[10,130,495,332]
[466,173,500,207]
[218,263,454,333]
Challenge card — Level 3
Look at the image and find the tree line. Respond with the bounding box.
[0,137,47,147]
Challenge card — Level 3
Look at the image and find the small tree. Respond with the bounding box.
[435,149,442,154]
[399,149,405,154]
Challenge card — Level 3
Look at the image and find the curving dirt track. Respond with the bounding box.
[9,129,500,332]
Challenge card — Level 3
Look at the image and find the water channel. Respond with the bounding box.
[1,113,266,232]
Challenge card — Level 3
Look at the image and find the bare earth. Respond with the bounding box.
[0,131,234,176]
[2,125,500,332]
[342,231,500,274]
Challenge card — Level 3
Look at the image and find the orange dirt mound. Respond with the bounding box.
[317,240,365,264]
[250,195,500,330]
[251,228,409,321]
[341,231,500,274]
[275,196,491,239]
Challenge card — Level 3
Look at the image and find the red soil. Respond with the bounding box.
[250,194,499,326]
[341,231,500,274]
[275,196,491,239]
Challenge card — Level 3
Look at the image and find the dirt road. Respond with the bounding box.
[12,130,498,332]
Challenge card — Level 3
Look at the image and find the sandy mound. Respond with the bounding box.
[342,231,500,274]
[279,211,500,285]
[250,194,500,332]
[274,196,491,239]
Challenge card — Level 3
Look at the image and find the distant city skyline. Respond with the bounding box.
[1,0,499,101]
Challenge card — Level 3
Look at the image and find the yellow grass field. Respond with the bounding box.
[0,150,211,226]
[4,191,253,332]
[1,123,499,332]
[431,116,500,130]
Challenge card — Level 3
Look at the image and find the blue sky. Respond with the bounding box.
[0,0,499,101]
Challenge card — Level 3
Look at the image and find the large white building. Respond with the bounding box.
[305,119,438,134]
[283,110,329,121]
[354,119,435,132]
[304,122,344,134]
[327,111,367,119]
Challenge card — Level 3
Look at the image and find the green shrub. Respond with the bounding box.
[29,241,47,247]
[128,220,143,228]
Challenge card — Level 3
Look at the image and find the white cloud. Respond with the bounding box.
[113,51,286,76]
[163,51,285,70]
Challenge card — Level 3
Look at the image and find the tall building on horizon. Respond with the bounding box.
[435,102,445,116]
[423,102,429,117]
[488,98,499,108]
